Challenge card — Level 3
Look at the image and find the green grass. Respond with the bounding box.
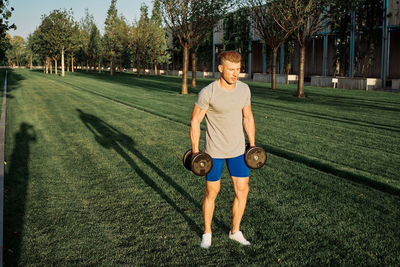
[4,69,400,266]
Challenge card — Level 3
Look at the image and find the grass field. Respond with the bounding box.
[3,68,400,265]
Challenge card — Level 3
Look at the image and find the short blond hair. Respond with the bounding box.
[219,50,241,64]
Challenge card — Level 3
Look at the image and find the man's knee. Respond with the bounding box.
[205,188,220,201]
[204,182,220,200]
[233,178,249,199]
[236,186,249,199]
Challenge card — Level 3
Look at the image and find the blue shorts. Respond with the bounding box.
[206,154,250,182]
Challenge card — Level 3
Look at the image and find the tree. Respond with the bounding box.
[79,8,96,71]
[243,0,293,89]
[6,35,25,66]
[130,3,169,76]
[131,4,152,77]
[0,0,16,64]
[88,23,102,71]
[161,0,230,94]
[25,33,35,69]
[273,0,329,97]
[38,9,76,76]
[189,1,231,88]
[149,0,170,74]
[116,15,131,71]
[30,21,53,73]
[223,7,251,73]
[30,26,49,72]
[67,23,80,72]
[103,0,122,76]
[24,33,43,69]
[328,0,382,77]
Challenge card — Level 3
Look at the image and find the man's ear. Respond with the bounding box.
[218,64,223,73]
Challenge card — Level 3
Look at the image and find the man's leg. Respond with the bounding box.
[225,154,251,245]
[200,180,220,249]
[231,176,249,233]
[202,180,221,234]
[229,176,250,245]
[200,158,224,248]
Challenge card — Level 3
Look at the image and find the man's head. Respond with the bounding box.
[219,50,241,65]
[218,51,241,86]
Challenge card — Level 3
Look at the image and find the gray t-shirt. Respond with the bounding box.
[195,80,251,158]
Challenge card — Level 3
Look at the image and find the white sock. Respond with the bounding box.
[200,233,212,249]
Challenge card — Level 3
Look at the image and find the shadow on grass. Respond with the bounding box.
[68,84,192,128]
[4,123,37,266]
[31,68,206,95]
[40,69,399,133]
[253,101,400,132]
[249,83,400,114]
[77,109,230,237]
[2,69,26,100]
[262,143,400,196]
[70,70,211,95]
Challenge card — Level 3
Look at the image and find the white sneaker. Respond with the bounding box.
[200,233,212,249]
[229,230,250,245]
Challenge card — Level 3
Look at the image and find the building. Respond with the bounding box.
[209,0,400,89]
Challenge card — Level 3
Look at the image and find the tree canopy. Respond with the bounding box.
[0,0,15,64]
[5,0,387,98]
[161,0,231,94]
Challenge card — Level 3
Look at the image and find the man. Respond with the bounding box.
[190,51,255,249]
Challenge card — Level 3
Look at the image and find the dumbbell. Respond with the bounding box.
[244,144,267,169]
[182,149,213,176]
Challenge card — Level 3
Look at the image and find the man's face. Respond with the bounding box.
[219,60,241,85]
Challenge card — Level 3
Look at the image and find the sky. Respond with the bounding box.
[8,0,154,39]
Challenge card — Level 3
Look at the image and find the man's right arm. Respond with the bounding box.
[190,105,207,153]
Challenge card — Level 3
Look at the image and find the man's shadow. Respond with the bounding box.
[4,123,37,266]
[77,109,230,237]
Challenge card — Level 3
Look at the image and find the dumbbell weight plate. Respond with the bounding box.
[183,149,193,171]
[245,146,267,169]
[191,152,213,176]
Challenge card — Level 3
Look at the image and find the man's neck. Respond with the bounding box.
[218,78,236,90]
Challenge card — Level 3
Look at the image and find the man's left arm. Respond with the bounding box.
[243,105,255,147]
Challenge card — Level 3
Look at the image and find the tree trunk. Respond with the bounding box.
[110,58,114,76]
[71,56,75,73]
[297,44,306,98]
[55,59,58,75]
[286,60,292,75]
[86,59,89,72]
[191,51,197,89]
[136,55,141,78]
[154,60,158,75]
[181,43,189,94]
[99,62,101,73]
[271,47,278,89]
[286,50,294,75]
[29,55,32,70]
[50,60,53,74]
[361,55,368,78]
[61,47,65,77]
